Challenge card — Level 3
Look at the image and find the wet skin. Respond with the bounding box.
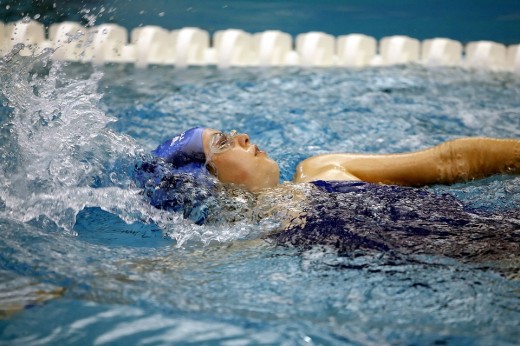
[294,137,520,186]
[202,129,280,192]
[202,130,520,192]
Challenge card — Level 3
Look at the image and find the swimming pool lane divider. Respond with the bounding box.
[1,19,519,72]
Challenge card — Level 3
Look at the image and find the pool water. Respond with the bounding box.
[1,50,520,344]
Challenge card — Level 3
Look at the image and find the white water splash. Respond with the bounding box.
[0,46,149,232]
[0,47,267,245]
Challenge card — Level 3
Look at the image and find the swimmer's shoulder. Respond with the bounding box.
[293,154,363,183]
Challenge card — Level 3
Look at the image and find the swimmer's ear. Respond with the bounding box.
[205,160,218,176]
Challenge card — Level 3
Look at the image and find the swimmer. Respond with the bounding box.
[151,127,520,192]
[142,128,520,272]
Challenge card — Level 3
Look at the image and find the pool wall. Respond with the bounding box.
[1,19,519,71]
[2,0,520,44]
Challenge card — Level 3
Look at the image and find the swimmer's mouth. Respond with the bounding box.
[254,145,264,156]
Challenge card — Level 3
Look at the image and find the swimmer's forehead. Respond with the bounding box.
[204,128,220,136]
[203,128,232,140]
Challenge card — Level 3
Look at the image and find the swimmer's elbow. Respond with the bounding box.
[435,141,471,183]
[435,137,520,183]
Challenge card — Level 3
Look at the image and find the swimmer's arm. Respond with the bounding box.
[294,138,520,186]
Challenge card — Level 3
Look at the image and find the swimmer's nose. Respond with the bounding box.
[235,133,250,147]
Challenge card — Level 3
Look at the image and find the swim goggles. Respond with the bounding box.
[208,130,238,155]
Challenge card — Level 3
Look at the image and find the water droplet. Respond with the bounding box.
[139,10,145,15]
[5,5,10,10]
[158,12,165,17]
[22,16,31,23]
[34,14,41,20]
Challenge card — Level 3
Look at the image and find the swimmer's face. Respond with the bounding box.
[202,129,280,192]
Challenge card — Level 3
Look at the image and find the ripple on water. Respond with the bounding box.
[1,50,520,344]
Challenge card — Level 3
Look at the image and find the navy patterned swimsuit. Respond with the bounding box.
[268,180,520,265]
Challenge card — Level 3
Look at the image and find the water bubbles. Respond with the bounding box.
[21,16,31,24]
[109,172,118,183]
[34,14,41,20]
[0,49,147,233]
[158,12,165,17]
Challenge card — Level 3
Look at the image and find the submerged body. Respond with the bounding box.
[269,180,520,271]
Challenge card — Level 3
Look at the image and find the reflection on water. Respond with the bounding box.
[1,49,520,344]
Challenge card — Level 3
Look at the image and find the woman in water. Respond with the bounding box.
[196,127,520,191]
[137,127,520,274]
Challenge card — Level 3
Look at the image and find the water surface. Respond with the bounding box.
[1,52,520,344]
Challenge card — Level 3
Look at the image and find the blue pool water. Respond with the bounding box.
[1,49,520,344]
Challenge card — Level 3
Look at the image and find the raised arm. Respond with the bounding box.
[294,138,520,186]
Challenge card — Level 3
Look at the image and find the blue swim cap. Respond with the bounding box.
[139,127,216,225]
[151,127,206,169]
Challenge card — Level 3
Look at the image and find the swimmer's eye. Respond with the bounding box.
[214,133,230,149]
[210,130,237,153]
